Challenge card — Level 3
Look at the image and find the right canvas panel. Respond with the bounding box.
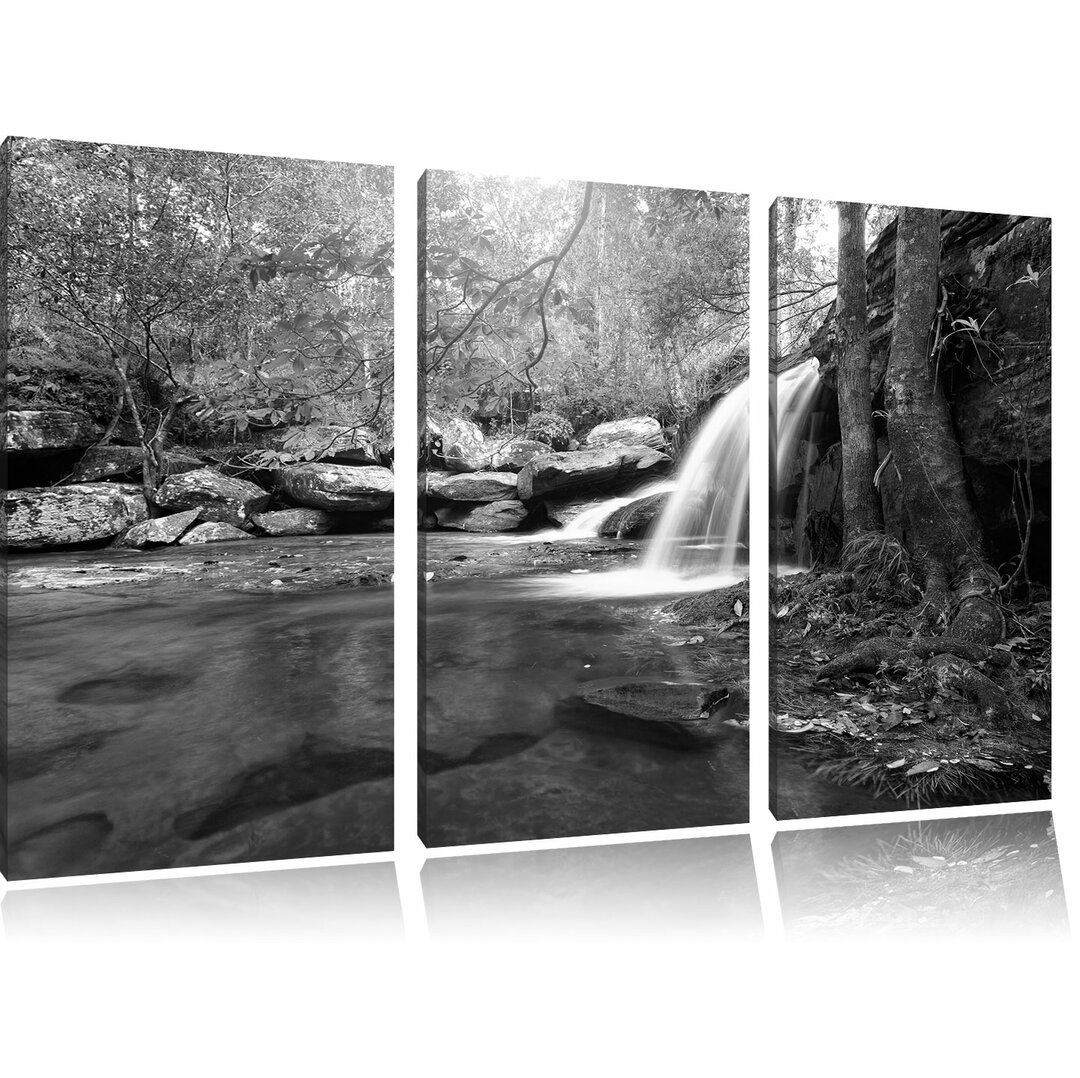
[770,200,1051,819]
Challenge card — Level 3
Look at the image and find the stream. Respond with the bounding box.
[5,536,394,880]
[420,534,750,846]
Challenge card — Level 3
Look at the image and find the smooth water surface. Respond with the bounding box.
[6,537,393,879]
[421,537,749,846]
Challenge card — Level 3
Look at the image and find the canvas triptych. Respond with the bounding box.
[1,138,1052,883]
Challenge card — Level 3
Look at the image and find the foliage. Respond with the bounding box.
[5,327,122,422]
[5,137,393,482]
[524,410,574,449]
[424,172,748,432]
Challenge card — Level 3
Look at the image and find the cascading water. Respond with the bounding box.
[533,358,822,593]
[774,359,823,569]
[537,478,678,540]
[642,378,750,579]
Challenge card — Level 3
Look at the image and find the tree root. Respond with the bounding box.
[927,654,1019,722]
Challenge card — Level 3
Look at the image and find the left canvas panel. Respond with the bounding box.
[1,137,395,880]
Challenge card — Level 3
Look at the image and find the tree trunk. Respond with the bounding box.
[885,206,995,622]
[820,206,1010,717]
[835,202,881,538]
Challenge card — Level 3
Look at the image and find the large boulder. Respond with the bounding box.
[582,416,666,451]
[598,492,670,538]
[4,410,100,453]
[425,471,519,502]
[5,483,148,549]
[433,500,529,533]
[276,463,394,512]
[517,446,672,500]
[118,509,201,548]
[154,467,270,526]
[71,445,203,483]
[544,495,609,527]
[251,508,336,536]
[430,414,487,472]
[486,438,550,472]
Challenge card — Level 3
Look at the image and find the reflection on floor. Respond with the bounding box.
[422,834,761,941]
[773,811,1066,937]
[2,861,402,943]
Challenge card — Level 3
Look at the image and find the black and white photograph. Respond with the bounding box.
[770,200,1051,818]
[419,169,751,845]
[2,137,395,878]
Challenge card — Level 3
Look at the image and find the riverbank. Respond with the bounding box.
[770,569,1051,816]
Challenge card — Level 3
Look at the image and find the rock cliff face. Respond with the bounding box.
[782,211,1050,578]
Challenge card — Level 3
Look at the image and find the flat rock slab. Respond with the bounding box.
[177,522,254,544]
[276,462,394,512]
[518,445,671,499]
[426,471,519,502]
[433,500,528,532]
[119,509,201,548]
[252,508,336,536]
[487,438,549,472]
[5,483,148,548]
[582,416,665,450]
[4,410,100,453]
[154,466,270,526]
[72,446,202,482]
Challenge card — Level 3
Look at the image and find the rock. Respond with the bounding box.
[544,495,609,527]
[177,522,254,544]
[4,483,148,548]
[118,509,201,548]
[517,446,672,500]
[434,500,529,532]
[251,508,336,536]
[598,492,670,538]
[70,445,203,482]
[425,471,519,502]
[582,416,666,451]
[4,410,100,453]
[486,438,550,472]
[571,681,737,747]
[276,463,394,511]
[154,466,271,526]
[432,414,487,472]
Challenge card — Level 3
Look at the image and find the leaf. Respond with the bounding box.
[912,856,947,868]
[733,599,744,617]
[885,758,908,769]
[906,760,941,776]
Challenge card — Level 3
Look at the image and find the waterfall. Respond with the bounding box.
[548,478,679,540]
[642,378,751,577]
[635,359,822,580]
[774,359,823,569]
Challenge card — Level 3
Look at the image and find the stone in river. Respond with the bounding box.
[251,508,336,536]
[118,509,201,547]
[177,522,254,544]
[276,463,394,512]
[426,471,519,502]
[433,500,529,532]
[4,483,148,548]
[517,445,671,499]
[154,466,270,526]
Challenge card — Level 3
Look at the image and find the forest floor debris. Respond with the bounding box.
[771,569,1050,806]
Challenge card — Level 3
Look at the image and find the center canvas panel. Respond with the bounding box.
[2,138,395,880]
[419,170,750,846]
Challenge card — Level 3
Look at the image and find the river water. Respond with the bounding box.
[420,535,749,846]
[5,536,393,880]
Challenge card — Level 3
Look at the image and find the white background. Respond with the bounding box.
[2,3,1077,1074]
